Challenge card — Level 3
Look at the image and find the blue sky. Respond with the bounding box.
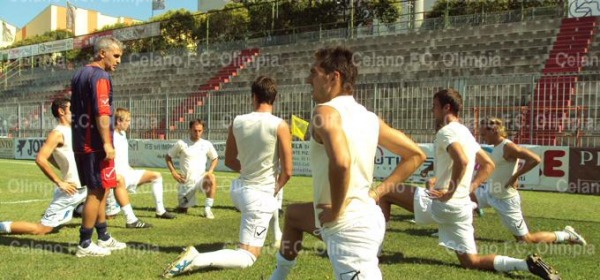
[0,0,198,27]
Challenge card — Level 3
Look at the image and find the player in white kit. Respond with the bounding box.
[166,119,218,219]
[476,117,586,245]
[0,98,87,235]
[269,47,426,280]
[425,89,560,280]
[162,76,293,278]
[105,108,176,227]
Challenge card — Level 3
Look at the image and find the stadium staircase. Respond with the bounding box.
[515,16,597,145]
[154,48,260,139]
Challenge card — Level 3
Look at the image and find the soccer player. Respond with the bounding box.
[71,36,126,257]
[477,117,586,245]
[0,98,86,235]
[165,119,218,219]
[423,89,560,279]
[105,107,175,227]
[269,47,426,280]
[162,76,293,278]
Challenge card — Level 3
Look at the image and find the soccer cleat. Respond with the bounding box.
[564,226,587,246]
[75,242,111,257]
[156,211,177,219]
[98,236,127,250]
[162,245,200,278]
[173,207,188,214]
[475,208,485,217]
[204,208,215,219]
[126,220,153,229]
[73,203,84,218]
[526,254,561,280]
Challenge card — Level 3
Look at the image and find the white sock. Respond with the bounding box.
[554,231,570,243]
[493,255,529,272]
[121,204,138,224]
[191,249,256,269]
[271,210,282,241]
[151,177,167,215]
[270,252,296,280]
[0,221,12,233]
[205,198,214,209]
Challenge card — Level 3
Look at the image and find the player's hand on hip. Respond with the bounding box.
[103,143,115,160]
[316,204,337,226]
[57,181,78,196]
[505,176,518,189]
[172,172,185,183]
[428,189,450,202]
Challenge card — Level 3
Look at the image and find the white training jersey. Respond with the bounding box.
[52,124,81,188]
[487,139,519,199]
[434,121,479,203]
[233,112,283,188]
[168,138,218,182]
[311,95,379,228]
[114,130,132,174]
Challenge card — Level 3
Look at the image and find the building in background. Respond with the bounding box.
[0,20,17,48]
[13,4,140,43]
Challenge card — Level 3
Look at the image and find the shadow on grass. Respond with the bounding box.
[0,236,75,255]
[387,227,438,237]
[379,251,459,268]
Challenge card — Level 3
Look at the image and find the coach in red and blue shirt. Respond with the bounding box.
[70,37,127,257]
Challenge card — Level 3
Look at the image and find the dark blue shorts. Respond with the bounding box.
[75,151,117,189]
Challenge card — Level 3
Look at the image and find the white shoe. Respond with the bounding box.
[564,226,587,245]
[204,208,215,219]
[273,237,282,249]
[98,237,127,250]
[162,245,200,278]
[76,242,111,257]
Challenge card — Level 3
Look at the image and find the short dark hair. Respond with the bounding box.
[189,119,205,129]
[251,76,277,105]
[51,97,70,118]
[314,47,358,94]
[433,88,463,115]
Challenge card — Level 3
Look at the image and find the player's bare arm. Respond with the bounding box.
[470,149,495,192]
[35,130,77,196]
[275,121,293,195]
[165,154,185,183]
[374,118,426,200]
[503,142,540,189]
[313,105,350,225]
[224,125,241,172]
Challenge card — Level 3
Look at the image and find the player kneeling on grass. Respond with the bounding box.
[162,76,293,278]
[0,98,86,236]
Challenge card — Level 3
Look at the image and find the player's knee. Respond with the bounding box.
[517,233,533,243]
[151,171,162,180]
[238,248,258,268]
[457,254,480,269]
[33,225,54,235]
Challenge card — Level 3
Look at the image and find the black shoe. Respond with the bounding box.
[156,211,176,219]
[173,207,188,214]
[526,254,560,280]
[125,220,153,229]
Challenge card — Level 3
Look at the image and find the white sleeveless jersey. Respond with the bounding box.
[233,112,283,188]
[52,125,81,188]
[311,95,379,228]
[114,130,131,174]
[487,139,519,199]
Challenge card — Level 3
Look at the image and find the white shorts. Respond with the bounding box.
[475,187,528,237]
[321,204,385,280]
[230,179,278,247]
[275,188,283,209]
[40,187,87,227]
[178,176,208,208]
[413,187,435,225]
[122,169,145,193]
[431,199,477,254]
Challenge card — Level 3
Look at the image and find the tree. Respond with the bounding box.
[427,0,562,18]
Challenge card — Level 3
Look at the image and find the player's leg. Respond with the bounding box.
[113,175,151,228]
[270,202,320,280]
[137,170,174,218]
[0,221,53,235]
[201,173,217,219]
[379,184,418,221]
[270,189,284,247]
[324,205,386,280]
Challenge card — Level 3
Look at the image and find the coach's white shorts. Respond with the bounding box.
[475,187,529,237]
[122,169,145,193]
[431,199,477,254]
[321,203,386,280]
[230,179,278,247]
[40,187,87,227]
[413,187,435,225]
[178,176,208,208]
